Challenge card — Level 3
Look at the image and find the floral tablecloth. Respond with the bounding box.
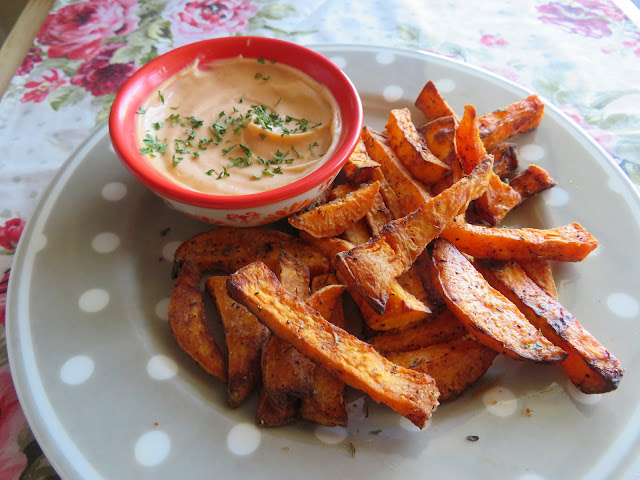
[0,0,639,478]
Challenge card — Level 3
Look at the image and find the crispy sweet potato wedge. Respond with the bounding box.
[386,338,498,402]
[418,115,458,166]
[168,261,227,382]
[519,260,558,299]
[227,261,440,428]
[441,218,598,262]
[490,142,519,178]
[431,239,566,362]
[341,137,381,184]
[386,108,450,184]
[335,156,493,313]
[206,276,269,407]
[261,251,315,406]
[456,104,522,225]
[478,261,624,393]
[256,388,297,427]
[366,191,394,236]
[414,80,458,122]
[173,227,328,277]
[302,234,431,331]
[478,95,545,151]
[301,283,348,427]
[370,168,404,219]
[361,126,432,216]
[289,181,380,238]
[369,309,468,353]
[509,164,557,200]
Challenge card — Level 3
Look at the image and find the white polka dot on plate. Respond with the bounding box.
[519,473,545,480]
[227,423,261,456]
[542,187,569,207]
[32,232,47,252]
[383,85,404,102]
[564,379,603,406]
[314,425,348,444]
[345,396,368,421]
[519,144,545,162]
[482,386,518,416]
[60,355,94,385]
[155,297,170,320]
[376,51,395,65]
[398,415,429,432]
[91,232,120,253]
[162,241,182,261]
[78,288,110,313]
[102,182,128,201]
[606,292,640,319]
[329,55,347,70]
[135,430,171,466]
[147,355,178,380]
[435,78,455,93]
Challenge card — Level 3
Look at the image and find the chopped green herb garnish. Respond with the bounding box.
[259,133,266,141]
[257,57,265,64]
[291,146,303,159]
[205,169,216,176]
[172,154,183,167]
[309,141,319,155]
[217,166,230,179]
[152,121,164,130]
[369,429,383,435]
[139,133,167,156]
[158,90,165,104]
[136,106,147,114]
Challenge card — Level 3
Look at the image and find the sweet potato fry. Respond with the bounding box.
[261,251,315,406]
[431,238,567,362]
[418,115,457,166]
[227,261,440,428]
[456,104,522,225]
[489,142,519,177]
[288,181,380,238]
[361,126,432,216]
[369,309,467,353]
[479,261,624,393]
[256,388,297,427]
[440,218,598,262]
[370,168,404,219]
[509,164,557,200]
[335,156,493,313]
[478,94,545,151]
[302,234,431,331]
[173,227,328,277]
[206,276,269,407]
[168,261,227,382]
[519,260,558,300]
[386,108,450,184]
[301,283,348,427]
[341,137,381,184]
[414,80,458,122]
[365,191,393,236]
[385,338,497,402]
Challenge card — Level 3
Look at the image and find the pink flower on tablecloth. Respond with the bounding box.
[573,0,627,21]
[16,47,43,76]
[537,2,614,38]
[0,269,8,327]
[0,219,25,252]
[20,70,66,103]
[480,34,507,47]
[37,0,138,60]
[70,43,136,96]
[165,0,258,45]
[0,365,28,480]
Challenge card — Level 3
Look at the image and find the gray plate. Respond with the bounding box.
[7,45,640,480]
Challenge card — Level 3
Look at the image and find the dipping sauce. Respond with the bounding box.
[135,56,341,195]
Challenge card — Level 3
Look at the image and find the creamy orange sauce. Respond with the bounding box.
[135,57,341,195]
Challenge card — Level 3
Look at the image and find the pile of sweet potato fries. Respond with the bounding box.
[168,81,624,430]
